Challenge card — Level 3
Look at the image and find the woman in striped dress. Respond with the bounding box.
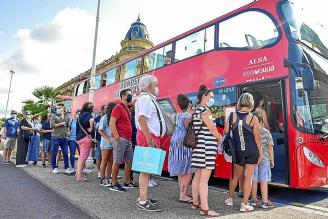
[168,94,194,203]
[191,85,222,217]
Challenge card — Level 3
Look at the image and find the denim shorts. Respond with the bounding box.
[253,159,271,182]
[43,139,52,153]
[93,142,102,160]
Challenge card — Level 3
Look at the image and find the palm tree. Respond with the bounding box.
[32,86,61,106]
[21,99,46,115]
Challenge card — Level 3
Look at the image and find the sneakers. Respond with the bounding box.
[16,164,27,168]
[100,178,111,187]
[3,160,9,165]
[261,201,274,209]
[32,161,37,165]
[65,168,75,174]
[52,168,60,174]
[138,198,159,206]
[149,179,157,186]
[42,163,46,167]
[110,183,126,192]
[238,191,244,198]
[83,169,93,174]
[240,203,254,212]
[250,199,257,207]
[225,197,234,206]
[137,200,162,212]
[123,182,138,189]
[148,179,157,187]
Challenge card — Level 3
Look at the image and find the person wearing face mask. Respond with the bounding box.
[50,103,73,174]
[16,111,34,167]
[2,110,19,164]
[135,75,165,212]
[26,115,42,165]
[191,85,222,217]
[109,88,137,192]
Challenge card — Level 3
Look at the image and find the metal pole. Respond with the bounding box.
[86,0,101,169]
[89,0,101,103]
[5,69,15,118]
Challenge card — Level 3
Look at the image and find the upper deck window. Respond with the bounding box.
[175,25,215,61]
[95,75,102,90]
[218,11,279,49]
[143,44,172,73]
[106,68,116,86]
[121,57,142,80]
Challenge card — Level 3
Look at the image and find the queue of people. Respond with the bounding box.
[1,74,275,216]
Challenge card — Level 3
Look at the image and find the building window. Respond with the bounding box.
[218,11,279,49]
[121,57,142,80]
[143,44,172,73]
[175,25,214,61]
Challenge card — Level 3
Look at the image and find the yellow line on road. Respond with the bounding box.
[289,202,328,213]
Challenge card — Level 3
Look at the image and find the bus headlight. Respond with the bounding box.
[303,147,325,167]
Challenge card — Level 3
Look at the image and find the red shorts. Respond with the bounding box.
[136,130,161,147]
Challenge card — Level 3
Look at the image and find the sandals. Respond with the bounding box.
[200,209,220,217]
[76,175,89,182]
[179,197,193,204]
[191,203,200,210]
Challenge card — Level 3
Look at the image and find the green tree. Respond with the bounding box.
[32,86,61,106]
[22,99,46,116]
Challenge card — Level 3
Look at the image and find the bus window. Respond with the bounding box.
[83,81,90,93]
[121,57,142,80]
[143,44,172,73]
[75,82,84,96]
[175,25,215,61]
[102,73,107,87]
[106,68,116,86]
[218,11,279,49]
[95,75,102,89]
[157,99,176,115]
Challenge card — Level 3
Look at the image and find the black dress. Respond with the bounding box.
[16,119,32,165]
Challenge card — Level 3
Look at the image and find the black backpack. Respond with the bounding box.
[223,113,236,160]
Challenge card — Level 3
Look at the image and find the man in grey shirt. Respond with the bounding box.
[50,103,73,174]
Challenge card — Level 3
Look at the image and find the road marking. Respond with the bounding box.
[289,202,328,213]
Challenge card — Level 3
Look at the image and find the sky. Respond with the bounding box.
[0,0,327,117]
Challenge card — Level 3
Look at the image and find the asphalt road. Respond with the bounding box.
[0,156,92,219]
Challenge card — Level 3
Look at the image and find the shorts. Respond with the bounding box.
[253,159,271,182]
[77,135,93,161]
[43,139,52,153]
[93,142,102,160]
[235,151,259,166]
[112,137,133,164]
[4,138,16,150]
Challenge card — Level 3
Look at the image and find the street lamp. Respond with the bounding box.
[5,68,15,118]
[86,0,101,169]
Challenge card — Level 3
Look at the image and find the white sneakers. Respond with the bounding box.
[52,168,59,174]
[240,203,254,212]
[148,179,158,187]
[83,169,93,174]
[225,198,254,212]
[225,197,234,206]
[65,168,75,174]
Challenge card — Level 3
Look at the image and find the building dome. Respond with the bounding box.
[124,16,149,40]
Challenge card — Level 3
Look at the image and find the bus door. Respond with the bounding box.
[240,80,288,185]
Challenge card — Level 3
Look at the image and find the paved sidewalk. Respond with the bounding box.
[0,156,92,219]
[19,162,328,219]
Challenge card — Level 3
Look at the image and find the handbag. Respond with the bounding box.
[222,113,236,161]
[132,146,166,175]
[183,112,204,149]
[147,94,176,136]
[77,117,96,147]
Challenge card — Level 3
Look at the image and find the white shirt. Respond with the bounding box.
[135,92,166,137]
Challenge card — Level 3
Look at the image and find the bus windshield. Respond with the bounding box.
[282,1,328,58]
[282,1,328,135]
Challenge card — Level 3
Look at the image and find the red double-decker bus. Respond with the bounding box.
[72,0,328,189]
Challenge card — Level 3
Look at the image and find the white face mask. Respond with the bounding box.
[56,109,62,115]
[154,87,159,97]
[12,114,17,120]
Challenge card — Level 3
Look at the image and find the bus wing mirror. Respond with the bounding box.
[301,64,314,91]
[284,59,315,91]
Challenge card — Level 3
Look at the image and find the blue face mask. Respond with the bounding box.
[207,98,215,107]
